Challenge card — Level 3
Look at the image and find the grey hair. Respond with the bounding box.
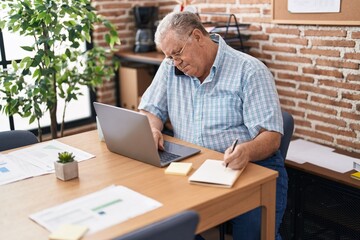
[154,11,208,46]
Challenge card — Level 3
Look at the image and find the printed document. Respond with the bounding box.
[288,0,341,13]
[30,185,162,235]
[0,140,95,185]
[0,154,32,185]
[287,139,360,173]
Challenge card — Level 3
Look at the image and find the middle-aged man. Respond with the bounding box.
[138,11,288,240]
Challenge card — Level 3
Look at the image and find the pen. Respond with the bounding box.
[226,138,238,168]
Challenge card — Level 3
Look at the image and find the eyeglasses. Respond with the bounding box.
[164,31,193,66]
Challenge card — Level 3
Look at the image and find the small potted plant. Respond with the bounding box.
[54,151,78,181]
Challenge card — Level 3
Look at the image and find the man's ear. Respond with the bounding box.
[192,28,203,42]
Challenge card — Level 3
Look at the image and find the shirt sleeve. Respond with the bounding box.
[241,65,283,139]
[138,62,170,123]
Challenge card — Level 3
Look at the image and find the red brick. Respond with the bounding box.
[279,98,296,107]
[318,79,360,91]
[231,7,260,14]
[201,7,227,13]
[265,62,298,71]
[315,125,356,138]
[277,89,308,99]
[300,48,340,57]
[302,67,343,78]
[249,51,271,59]
[276,55,312,64]
[277,73,314,83]
[342,92,360,101]
[304,29,347,37]
[347,74,360,81]
[350,123,360,131]
[248,25,262,31]
[250,34,269,40]
[307,113,347,127]
[287,109,306,118]
[273,37,308,45]
[344,53,360,60]
[310,96,352,109]
[299,85,338,98]
[263,45,296,53]
[266,27,300,35]
[351,31,360,39]
[295,119,312,128]
[337,139,360,150]
[298,102,337,115]
[242,17,271,24]
[244,41,260,48]
[341,111,360,121]
[275,79,297,88]
[316,59,359,69]
[296,129,334,142]
[312,39,356,48]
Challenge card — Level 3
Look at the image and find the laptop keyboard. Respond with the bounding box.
[158,151,181,164]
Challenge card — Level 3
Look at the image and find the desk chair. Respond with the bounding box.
[0,130,39,152]
[113,210,199,240]
[218,110,295,240]
[279,111,294,160]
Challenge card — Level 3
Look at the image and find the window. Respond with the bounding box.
[0,28,95,134]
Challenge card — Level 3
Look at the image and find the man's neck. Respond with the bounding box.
[198,39,218,82]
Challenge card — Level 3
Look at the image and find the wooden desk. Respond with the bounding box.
[281,151,360,240]
[0,130,278,240]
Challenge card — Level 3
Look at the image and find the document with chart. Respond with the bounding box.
[29,185,162,235]
[0,140,95,186]
[0,154,33,185]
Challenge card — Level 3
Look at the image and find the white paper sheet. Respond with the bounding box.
[30,185,162,235]
[288,0,341,13]
[287,139,360,173]
[0,140,95,185]
[0,154,32,185]
[7,140,94,170]
[287,139,334,164]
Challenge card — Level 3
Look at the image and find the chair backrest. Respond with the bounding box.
[113,210,199,240]
[0,130,39,152]
[280,111,294,160]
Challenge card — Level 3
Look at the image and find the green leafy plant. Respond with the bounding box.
[57,151,75,163]
[0,0,121,141]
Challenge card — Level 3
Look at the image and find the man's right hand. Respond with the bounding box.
[151,128,164,151]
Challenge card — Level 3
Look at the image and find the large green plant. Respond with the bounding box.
[0,0,120,141]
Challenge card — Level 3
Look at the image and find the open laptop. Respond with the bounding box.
[93,102,201,167]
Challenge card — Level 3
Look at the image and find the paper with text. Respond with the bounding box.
[287,139,360,173]
[30,185,162,235]
[288,0,341,13]
[0,140,95,185]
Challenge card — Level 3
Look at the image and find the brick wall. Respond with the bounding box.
[92,0,360,154]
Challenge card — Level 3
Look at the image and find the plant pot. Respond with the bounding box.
[54,161,79,181]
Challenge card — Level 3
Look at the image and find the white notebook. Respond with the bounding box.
[188,159,244,188]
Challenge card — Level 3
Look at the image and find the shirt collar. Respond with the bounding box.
[202,34,226,83]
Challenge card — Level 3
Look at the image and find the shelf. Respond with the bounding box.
[201,13,250,52]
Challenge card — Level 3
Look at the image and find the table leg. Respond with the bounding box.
[261,179,276,240]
